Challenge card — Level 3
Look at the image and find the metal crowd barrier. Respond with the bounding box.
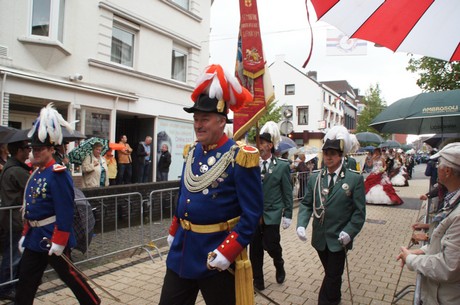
[0,189,179,290]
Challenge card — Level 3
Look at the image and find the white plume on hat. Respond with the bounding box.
[323,125,352,154]
[27,103,74,145]
[260,121,281,149]
[349,134,360,154]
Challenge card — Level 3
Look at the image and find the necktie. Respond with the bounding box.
[262,160,268,174]
[328,173,335,190]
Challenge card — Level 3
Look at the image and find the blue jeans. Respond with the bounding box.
[0,231,21,294]
[138,161,152,183]
[157,171,169,181]
[117,163,132,184]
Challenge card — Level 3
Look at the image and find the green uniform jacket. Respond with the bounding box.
[297,167,366,252]
[261,157,293,225]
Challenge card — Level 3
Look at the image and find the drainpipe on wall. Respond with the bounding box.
[0,72,7,126]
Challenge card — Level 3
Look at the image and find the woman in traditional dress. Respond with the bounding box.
[364,148,403,205]
[390,151,409,186]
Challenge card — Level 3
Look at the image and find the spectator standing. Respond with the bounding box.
[250,121,293,291]
[0,140,31,301]
[15,103,100,305]
[81,142,109,188]
[0,144,8,173]
[157,143,171,181]
[104,149,117,185]
[425,150,438,189]
[116,135,133,184]
[53,142,70,171]
[397,142,460,305]
[137,136,152,183]
[297,126,366,305]
[159,64,262,305]
[296,153,309,199]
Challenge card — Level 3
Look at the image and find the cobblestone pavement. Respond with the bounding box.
[1,165,430,305]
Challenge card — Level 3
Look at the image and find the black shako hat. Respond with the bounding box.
[184,94,231,122]
[322,138,344,152]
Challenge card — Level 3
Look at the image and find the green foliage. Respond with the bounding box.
[406,56,460,91]
[245,101,283,141]
[356,84,388,138]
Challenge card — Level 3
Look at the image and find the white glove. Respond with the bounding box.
[281,217,292,229]
[18,236,25,254]
[338,231,351,246]
[207,249,231,271]
[297,227,307,242]
[48,243,65,256]
[167,234,175,248]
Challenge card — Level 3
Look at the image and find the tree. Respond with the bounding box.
[356,84,387,137]
[406,56,460,91]
[245,101,282,142]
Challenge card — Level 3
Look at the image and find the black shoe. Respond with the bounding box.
[254,280,265,291]
[275,260,286,284]
[0,290,15,301]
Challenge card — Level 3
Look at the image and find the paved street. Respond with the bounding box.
[1,164,430,305]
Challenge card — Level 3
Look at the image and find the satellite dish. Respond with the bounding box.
[279,120,293,135]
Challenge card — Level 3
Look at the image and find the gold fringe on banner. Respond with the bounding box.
[235,248,254,305]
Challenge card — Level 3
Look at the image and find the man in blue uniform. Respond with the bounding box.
[14,104,100,305]
[159,65,263,305]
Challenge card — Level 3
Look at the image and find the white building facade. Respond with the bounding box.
[269,55,358,148]
[0,0,212,180]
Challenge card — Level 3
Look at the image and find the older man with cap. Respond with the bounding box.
[15,103,100,305]
[159,64,263,305]
[297,126,366,305]
[397,142,460,305]
[249,121,293,291]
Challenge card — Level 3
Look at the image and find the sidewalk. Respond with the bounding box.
[3,165,430,305]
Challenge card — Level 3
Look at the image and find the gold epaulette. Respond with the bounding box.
[182,144,191,159]
[235,144,259,168]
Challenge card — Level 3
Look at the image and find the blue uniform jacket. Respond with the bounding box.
[23,161,76,252]
[166,138,263,279]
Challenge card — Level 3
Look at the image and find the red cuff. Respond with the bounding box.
[217,232,243,263]
[22,221,30,236]
[169,216,180,236]
[51,225,70,246]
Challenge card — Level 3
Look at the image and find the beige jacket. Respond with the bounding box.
[82,153,109,188]
[406,196,460,305]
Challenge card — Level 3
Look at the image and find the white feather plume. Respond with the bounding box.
[349,134,360,154]
[260,121,281,149]
[27,103,74,145]
[324,125,352,154]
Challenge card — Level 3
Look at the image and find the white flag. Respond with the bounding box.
[326,29,367,56]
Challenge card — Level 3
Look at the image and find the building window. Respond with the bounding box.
[111,21,135,67]
[30,0,65,42]
[285,84,295,95]
[298,107,309,125]
[173,0,189,10]
[171,49,187,82]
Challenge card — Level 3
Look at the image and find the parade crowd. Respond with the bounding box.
[0,65,459,305]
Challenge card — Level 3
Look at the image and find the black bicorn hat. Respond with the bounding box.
[184,94,228,117]
[322,138,344,152]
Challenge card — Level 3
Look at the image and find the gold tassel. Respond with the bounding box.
[235,145,260,168]
[235,248,254,305]
[182,144,191,159]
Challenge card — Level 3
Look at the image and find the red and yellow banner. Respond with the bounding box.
[233,0,274,140]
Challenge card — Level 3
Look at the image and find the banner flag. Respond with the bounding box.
[233,0,274,140]
[326,29,367,56]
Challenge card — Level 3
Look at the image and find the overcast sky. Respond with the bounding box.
[209,0,423,106]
